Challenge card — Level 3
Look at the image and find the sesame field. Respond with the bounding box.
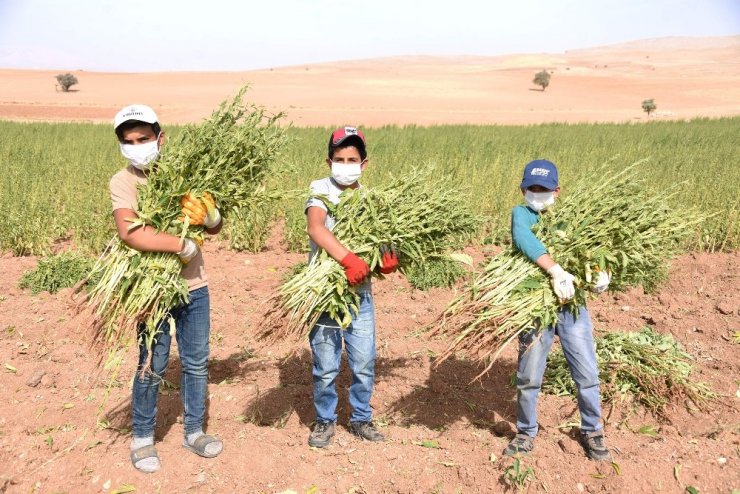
[0,119,738,494]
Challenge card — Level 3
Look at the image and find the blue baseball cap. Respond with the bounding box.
[520,159,559,190]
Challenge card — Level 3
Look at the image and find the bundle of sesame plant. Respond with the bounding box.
[259,168,481,342]
[76,87,288,370]
[542,327,715,418]
[428,161,708,377]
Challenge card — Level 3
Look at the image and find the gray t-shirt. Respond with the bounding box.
[305,177,370,293]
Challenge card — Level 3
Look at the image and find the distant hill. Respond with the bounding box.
[1,36,738,126]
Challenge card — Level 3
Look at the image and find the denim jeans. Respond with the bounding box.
[132,286,211,438]
[515,305,602,437]
[309,291,376,424]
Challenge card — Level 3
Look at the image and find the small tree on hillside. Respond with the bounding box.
[533,70,551,91]
[55,73,78,92]
[642,98,657,117]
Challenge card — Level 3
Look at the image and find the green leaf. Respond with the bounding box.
[85,440,103,451]
[638,425,658,437]
[420,439,440,449]
[111,484,136,494]
[449,252,474,267]
[686,487,699,494]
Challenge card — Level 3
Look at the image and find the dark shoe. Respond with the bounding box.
[503,433,534,456]
[349,421,385,442]
[580,430,612,461]
[308,421,335,448]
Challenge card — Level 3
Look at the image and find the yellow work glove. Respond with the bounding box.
[180,192,221,228]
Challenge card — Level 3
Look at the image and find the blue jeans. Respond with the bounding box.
[132,286,211,438]
[515,306,602,437]
[309,291,376,424]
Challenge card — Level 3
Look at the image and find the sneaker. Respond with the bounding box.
[308,421,335,448]
[349,421,385,442]
[503,433,534,457]
[580,430,612,461]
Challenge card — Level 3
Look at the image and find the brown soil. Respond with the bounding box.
[0,240,737,493]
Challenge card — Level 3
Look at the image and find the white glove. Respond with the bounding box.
[591,270,611,294]
[204,208,221,229]
[178,238,199,264]
[547,264,576,301]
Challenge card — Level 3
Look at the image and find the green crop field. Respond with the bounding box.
[1,117,738,256]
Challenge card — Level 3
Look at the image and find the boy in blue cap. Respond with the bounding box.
[303,126,399,448]
[504,159,611,461]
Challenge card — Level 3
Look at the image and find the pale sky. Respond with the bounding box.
[1,0,738,72]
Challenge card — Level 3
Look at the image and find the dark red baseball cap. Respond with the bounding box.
[328,126,366,159]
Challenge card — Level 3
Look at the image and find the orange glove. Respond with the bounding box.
[378,246,399,274]
[180,192,220,227]
[180,192,207,225]
[340,252,370,286]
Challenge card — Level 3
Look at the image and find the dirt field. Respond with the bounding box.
[1,35,739,494]
[0,232,737,493]
[1,36,739,127]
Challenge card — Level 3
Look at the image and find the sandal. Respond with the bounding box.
[130,444,160,473]
[182,434,223,458]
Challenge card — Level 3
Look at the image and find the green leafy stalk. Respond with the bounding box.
[261,168,481,341]
[19,251,95,294]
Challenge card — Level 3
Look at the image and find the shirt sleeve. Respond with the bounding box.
[305,179,328,214]
[109,171,138,212]
[511,206,548,263]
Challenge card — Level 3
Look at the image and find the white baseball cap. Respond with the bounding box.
[113,104,159,130]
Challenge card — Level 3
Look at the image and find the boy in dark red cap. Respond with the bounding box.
[304,126,398,448]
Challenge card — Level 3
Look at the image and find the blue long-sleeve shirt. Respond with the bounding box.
[511,205,547,263]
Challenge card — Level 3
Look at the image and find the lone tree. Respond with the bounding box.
[55,73,78,92]
[533,70,551,91]
[642,98,657,117]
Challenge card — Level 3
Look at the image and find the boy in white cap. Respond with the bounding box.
[110,105,224,473]
[304,126,399,448]
[504,159,611,461]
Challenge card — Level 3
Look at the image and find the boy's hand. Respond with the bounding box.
[378,245,399,274]
[591,271,611,294]
[340,252,370,285]
[547,264,576,301]
[178,238,199,264]
[181,192,221,228]
[200,192,222,228]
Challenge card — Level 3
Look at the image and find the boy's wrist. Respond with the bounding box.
[204,208,221,229]
[547,264,565,278]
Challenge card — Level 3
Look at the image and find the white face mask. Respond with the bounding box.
[331,162,362,186]
[120,136,160,171]
[524,190,556,212]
